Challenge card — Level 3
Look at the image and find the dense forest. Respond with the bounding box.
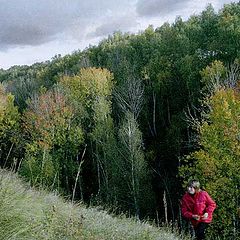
[0,2,240,239]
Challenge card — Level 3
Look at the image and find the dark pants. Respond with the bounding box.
[194,222,209,240]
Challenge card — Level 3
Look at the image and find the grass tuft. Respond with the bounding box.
[0,169,188,240]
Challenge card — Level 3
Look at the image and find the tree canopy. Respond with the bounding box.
[0,2,240,239]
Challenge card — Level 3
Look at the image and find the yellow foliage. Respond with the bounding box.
[59,67,114,107]
[180,85,240,236]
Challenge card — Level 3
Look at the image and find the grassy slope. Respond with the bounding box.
[0,169,187,240]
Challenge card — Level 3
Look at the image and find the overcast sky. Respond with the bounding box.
[0,0,236,69]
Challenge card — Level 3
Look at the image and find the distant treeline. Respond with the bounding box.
[0,3,239,239]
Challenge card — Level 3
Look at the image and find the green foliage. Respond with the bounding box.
[59,68,115,201]
[0,85,19,138]
[0,1,239,231]
[179,88,240,239]
[0,64,48,111]
[218,2,240,60]
[117,112,154,217]
[21,87,84,190]
[0,84,20,168]
[59,67,113,122]
[200,60,226,92]
[90,96,118,204]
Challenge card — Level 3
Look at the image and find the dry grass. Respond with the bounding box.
[0,169,188,240]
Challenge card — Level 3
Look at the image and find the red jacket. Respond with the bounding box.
[181,190,216,227]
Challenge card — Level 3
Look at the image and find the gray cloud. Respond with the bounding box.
[0,0,78,48]
[89,15,138,38]
[0,0,236,69]
[0,0,134,49]
[214,0,237,9]
[136,0,192,17]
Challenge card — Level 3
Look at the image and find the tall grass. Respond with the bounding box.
[0,169,188,240]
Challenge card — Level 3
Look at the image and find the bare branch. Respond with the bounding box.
[114,77,144,119]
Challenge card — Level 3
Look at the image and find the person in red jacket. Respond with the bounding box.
[181,180,216,240]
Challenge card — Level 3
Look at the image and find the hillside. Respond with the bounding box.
[0,169,187,240]
[0,2,239,239]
